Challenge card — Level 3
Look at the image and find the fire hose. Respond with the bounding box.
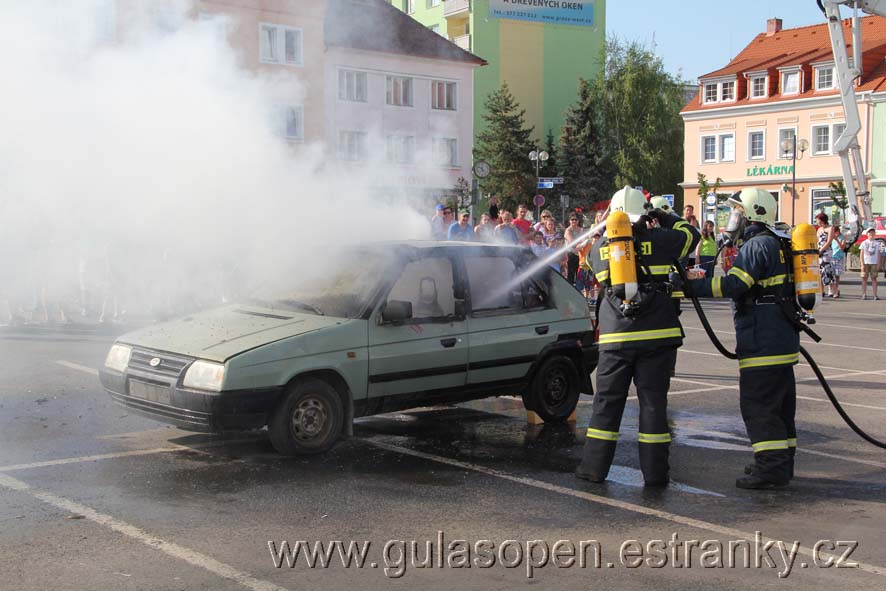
[673,261,886,450]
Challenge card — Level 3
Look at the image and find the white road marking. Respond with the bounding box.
[684,325,886,353]
[55,360,100,376]
[813,322,886,333]
[796,395,886,411]
[0,473,289,591]
[368,441,886,577]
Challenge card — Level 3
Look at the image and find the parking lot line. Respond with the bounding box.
[55,360,100,376]
[0,473,290,591]
[795,395,886,411]
[368,441,886,577]
[683,326,886,353]
[0,447,186,473]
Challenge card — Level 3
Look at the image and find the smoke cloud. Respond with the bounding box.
[0,0,446,322]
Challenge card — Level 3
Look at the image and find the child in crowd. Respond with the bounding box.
[530,231,547,259]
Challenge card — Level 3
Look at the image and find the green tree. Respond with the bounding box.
[473,82,536,213]
[559,78,615,209]
[590,38,687,198]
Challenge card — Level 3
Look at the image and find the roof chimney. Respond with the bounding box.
[767,18,783,37]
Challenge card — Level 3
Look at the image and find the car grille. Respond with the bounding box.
[128,348,193,381]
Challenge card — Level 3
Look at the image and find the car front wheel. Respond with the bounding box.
[269,377,344,455]
[527,355,581,423]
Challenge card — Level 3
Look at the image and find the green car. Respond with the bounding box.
[100,242,598,455]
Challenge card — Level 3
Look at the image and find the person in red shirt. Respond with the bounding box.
[512,204,533,244]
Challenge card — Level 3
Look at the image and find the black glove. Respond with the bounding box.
[646,208,667,225]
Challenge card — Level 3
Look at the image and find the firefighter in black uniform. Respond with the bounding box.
[576,186,700,487]
[688,188,800,490]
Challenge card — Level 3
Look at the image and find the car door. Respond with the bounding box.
[464,250,561,385]
[367,251,468,397]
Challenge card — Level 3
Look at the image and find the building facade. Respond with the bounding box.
[391,0,606,141]
[681,17,886,227]
[98,0,483,202]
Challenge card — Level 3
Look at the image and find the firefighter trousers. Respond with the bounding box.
[739,364,797,482]
[578,346,676,484]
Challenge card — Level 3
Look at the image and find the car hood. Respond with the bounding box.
[118,305,350,362]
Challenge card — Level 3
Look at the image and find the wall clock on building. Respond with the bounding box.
[473,160,491,178]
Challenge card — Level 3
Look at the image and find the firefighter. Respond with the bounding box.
[688,188,800,490]
[576,186,700,487]
[650,196,684,377]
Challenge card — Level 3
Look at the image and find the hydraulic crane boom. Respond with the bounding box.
[818,1,886,244]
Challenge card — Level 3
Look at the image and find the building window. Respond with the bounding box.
[701,136,717,162]
[273,105,303,140]
[338,131,368,162]
[386,135,416,165]
[386,76,413,107]
[778,128,796,159]
[199,12,229,42]
[812,125,831,155]
[816,66,835,90]
[429,24,442,35]
[832,123,846,152]
[427,0,441,7]
[154,6,182,34]
[433,138,458,167]
[338,70,368,102]
[748,130,765,160]
[719,134,735,162]
[812,188,836,221]
[750,75,767,99]
[721,81,735,102]
[260,24,303,66]
[782,70,800,95]
[431,81,457,111]
[407,0,415,13]
[703,83,718,104]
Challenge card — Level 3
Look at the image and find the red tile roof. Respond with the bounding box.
[682,16,886,113]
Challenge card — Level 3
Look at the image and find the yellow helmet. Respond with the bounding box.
[610,186,649,222]
[727,188,777,226]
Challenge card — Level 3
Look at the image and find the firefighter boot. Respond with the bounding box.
[639,440,670,487]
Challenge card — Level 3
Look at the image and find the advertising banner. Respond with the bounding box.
[489,0,595,27]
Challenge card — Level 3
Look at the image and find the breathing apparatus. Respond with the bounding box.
[605,211,639,315]
[679,188,886,450]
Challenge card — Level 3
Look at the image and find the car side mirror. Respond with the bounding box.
[382,300,413,323]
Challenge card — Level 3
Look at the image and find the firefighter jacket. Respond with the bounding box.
[691,223,801,370]
[592,213,700,350]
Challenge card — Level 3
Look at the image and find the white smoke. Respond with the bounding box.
[0,0,447,322]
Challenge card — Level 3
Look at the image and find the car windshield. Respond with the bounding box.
[247,249,392,319]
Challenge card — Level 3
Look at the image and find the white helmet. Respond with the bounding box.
[610,186,649,222]
[727,188,777,226]
[649,196,672,213]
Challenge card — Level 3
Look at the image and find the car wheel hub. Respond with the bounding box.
[291,397,328,441]
[544,367,568,406]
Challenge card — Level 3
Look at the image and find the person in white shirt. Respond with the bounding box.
[860,228,881,300]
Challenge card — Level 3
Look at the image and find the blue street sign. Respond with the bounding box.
[537,181,554,189]
[661,194,675,207]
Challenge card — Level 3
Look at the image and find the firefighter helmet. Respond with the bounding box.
[610,186,650,222]
[727,188,777,227]
[649,196,672,213]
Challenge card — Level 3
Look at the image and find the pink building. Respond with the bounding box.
[681,16,886,227]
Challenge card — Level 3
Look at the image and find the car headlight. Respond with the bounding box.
[182,360,225,392]
[104,344,132,373]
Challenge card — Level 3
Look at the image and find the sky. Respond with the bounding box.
[607,0,839,81]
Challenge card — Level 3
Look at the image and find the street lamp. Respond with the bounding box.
[780,135,809,226]
[529,149,549,218]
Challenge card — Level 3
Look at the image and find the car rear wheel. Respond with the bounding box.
[269,377,344,455]
[527,355,581,423]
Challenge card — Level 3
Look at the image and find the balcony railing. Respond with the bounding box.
[452,34,471,51]
[443,0,470,17]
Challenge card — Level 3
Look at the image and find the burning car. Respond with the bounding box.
[100,242,597,455]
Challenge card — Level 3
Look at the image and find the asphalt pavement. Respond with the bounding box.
[2,277,886,590]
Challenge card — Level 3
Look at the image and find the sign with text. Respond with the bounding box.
[661,194,675,207]
[539,177,565,184]
[537,181,554,189]
[489,0,595,28]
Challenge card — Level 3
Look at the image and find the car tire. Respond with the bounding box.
[269,377,344,456]
[527,355,581,423]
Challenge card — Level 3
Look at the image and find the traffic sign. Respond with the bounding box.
[661,194,675,207]
[539,177,565,184]
[537,181,554,189]
[533,194,545,207]
[705,192,717,206]
[559,194,570,207]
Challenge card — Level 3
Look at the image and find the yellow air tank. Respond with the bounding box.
[605,211,638,304]
[791,223,821,314]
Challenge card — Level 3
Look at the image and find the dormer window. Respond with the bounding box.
[701,79,737,104]
[815,65,835,90]
[782,69,800,95]
[750,75,768,99]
